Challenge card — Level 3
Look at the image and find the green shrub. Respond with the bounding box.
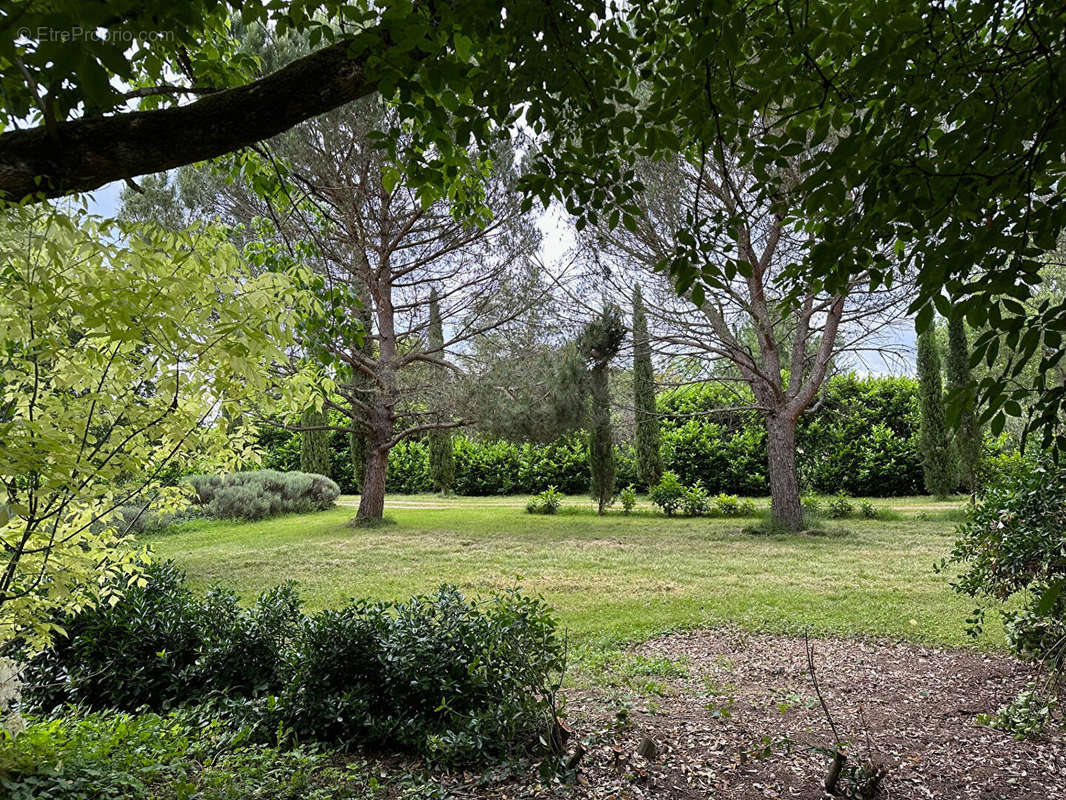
[826,491,855,519]
[525,486,562,514]
[276,587,566,764]
[680,483,710,516]
[859,499,877,519]
[947,459,1066,670]
[23,570,564,765]
[800,491,822,516]
[186,470,339,520]
[617,485,638,514]
[977,683,1059,740]
[714,493,755,517]
[649,471,685,516]
[26,562,302,713]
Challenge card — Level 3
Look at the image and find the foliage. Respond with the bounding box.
[0,206,307,652]
[947,460,1066,667]
[525,486,562,515]
[649,472,685,516]
[0,708,379,800]
[299,407,332,477]
[24,561,302,713]
[283,586,564,764]
[859,500,877,519]
[617,485,638,514]
[582,306,626,514]
[680,483,711,517]
[23,568,565,765]
[917,326,957,497]
[186,471,339,521]
[945,315,981,497]
[827,492,855,520]
[259,375,968,499]
[976,684,1059,740]
[632,286,663,488]
[714,494,756,518]
[427,289,456,496]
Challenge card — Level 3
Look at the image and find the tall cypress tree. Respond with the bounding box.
[917,323,956,497]
[946,313,980,499]
[300,406,332,477]
[632,285,663,489]
[426,289,455,495]
[582,305,626,514]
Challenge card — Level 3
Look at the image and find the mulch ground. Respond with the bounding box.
[428,629,1065,799]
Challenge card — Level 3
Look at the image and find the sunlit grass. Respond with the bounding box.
[145,493,996,652]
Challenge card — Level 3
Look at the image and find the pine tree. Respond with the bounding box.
[917,323,956,497]
[426,289,455,495]
[582,305,626,514]
[632,285,663,489]
[945,313,980,499]
[299,406,332,477]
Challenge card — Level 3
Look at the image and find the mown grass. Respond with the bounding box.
[145,494,996,653]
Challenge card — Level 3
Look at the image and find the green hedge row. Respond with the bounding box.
[259,374,1000,497]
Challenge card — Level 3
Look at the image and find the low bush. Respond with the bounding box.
[826,491,855,519]
[525,486,562,515]
[859,500,877,519]
[714,493,756,517]
[23,567,564,764]
[617,485,638,514]
[26,562,302,713]
[649,471,685,516]
[680,483,710,516]
[186,470,339,521]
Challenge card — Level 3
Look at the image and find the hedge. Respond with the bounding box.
[255,374,985,497]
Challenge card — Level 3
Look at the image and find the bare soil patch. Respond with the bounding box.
[430,630,1064,799]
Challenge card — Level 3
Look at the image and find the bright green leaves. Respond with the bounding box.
[0,204,311,652]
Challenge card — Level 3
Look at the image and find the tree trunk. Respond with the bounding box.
[357,444,389,520]
[766,412,804,531]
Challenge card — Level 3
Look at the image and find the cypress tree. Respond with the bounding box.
[299,406,332,476]
[917,323,956,497]
[946,313,980,499]
[426,289,455,495]
[581,305,626,514]
[632,285,663,489]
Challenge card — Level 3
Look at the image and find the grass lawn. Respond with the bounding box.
[145,493,997,654]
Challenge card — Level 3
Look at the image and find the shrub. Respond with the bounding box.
[186,470,339,521]
[859,500,877,519]
[25,562,303,713]
[947,459,1066,670]
[977,683,1059,740]
[714,493,755,517]
[826,491,855,519]
[617,485,638,514]
[22,570,565,764]
[525,486,562,515]
[680,483,710,516]
[649,471,685,516]
[800,491,822,516]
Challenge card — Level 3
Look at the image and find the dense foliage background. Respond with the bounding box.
[255,374,990,497]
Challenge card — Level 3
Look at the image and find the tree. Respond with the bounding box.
[299,407,332,477]
[589,152,909,530]
[184,99,537,520]
[917,324,956,497]
[632,285,662,489]
[945,314,980,499]
[0,205,306,652]
[581,305,626,514]
[427,290,455,496]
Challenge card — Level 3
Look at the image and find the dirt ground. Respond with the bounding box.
[429,630,1065,799]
